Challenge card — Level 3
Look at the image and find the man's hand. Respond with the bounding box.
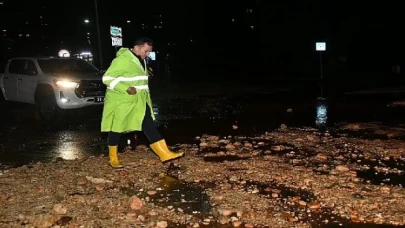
[126,87,137,95]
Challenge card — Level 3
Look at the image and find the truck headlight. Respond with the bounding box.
[53,79,79,89]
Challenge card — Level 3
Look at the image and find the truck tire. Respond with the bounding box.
[38,93,60,120]
[35,85,60,121]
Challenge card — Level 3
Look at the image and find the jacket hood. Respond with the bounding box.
[116,48,134,59]
[116,47,145,71]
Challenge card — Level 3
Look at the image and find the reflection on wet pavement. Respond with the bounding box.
[315,98,328,130]
[0,94,308,167]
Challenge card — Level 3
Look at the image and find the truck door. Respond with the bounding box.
[17,60,38,104]
[2,59,25,102]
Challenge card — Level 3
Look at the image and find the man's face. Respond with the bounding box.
[134,43,153,60]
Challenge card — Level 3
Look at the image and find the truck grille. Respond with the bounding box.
[75,80,106,98]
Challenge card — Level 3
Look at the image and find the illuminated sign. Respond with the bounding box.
[111,37,122,46]
[110,26,122,37]
[58,49,70,58]
[316,42,326,51]
[110,26,122,47]
[148,51,156,60]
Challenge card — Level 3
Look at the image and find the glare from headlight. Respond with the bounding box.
[54,80,78,89]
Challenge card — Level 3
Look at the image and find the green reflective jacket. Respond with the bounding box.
[101,48,154,133]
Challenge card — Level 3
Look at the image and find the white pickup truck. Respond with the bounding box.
[0,57,106,120]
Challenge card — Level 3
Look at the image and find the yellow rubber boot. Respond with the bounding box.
[109,146,124,168]
[150,139,184,162]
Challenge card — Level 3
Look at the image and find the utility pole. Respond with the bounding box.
[94,0,103,69]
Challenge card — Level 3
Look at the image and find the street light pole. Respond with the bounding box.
[94,0,103,69]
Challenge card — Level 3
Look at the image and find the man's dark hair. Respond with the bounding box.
[133,37,153,47]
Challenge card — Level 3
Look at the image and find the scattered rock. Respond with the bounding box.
[129,196,144,210]
[52,204,67,215]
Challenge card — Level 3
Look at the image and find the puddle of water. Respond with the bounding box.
[245,181,316,202]
[0,130,106,168]
[120,171,272,227]
[53,216,73,226]
[121,175,213,218]
[203,155,251,162]
[357,170,405,186]
[331,144,405,186]
[155,175,213,215]
[332,129,405,141]
[242,181,349,226]
[243,181,400,228]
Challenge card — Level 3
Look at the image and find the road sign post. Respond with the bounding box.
[110,26,123,51]
[315,42,326,97]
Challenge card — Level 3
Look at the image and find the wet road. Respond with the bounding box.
[1,90,405,169]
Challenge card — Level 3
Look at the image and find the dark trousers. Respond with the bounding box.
[108,105,162,146]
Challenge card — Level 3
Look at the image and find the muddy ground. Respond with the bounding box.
[2,91,405,227]
[2,121,405,227]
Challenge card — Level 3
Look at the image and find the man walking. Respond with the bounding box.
[101,37,184,168]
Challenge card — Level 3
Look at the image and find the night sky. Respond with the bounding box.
[0,0,403,85]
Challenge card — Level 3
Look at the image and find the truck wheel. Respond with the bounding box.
[38,93,60,120]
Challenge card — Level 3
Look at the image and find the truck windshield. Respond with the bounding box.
[37,59,99,74]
